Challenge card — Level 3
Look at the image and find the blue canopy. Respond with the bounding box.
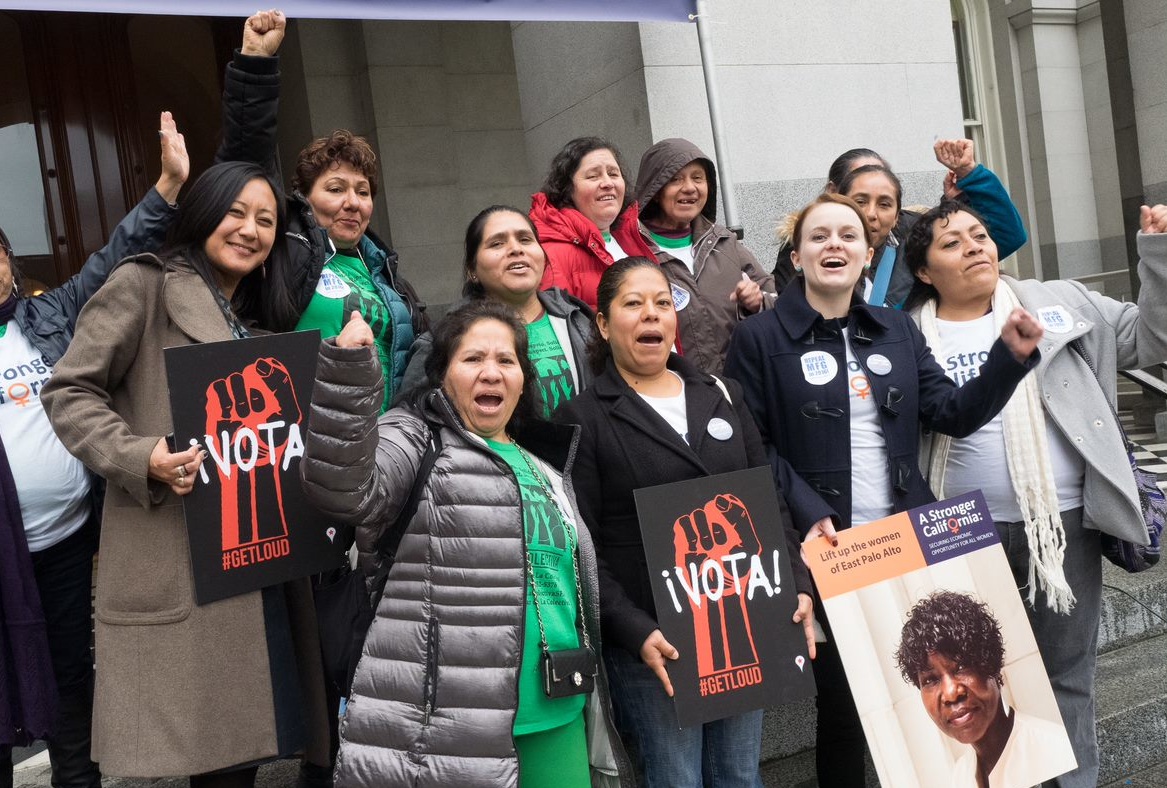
[0,0,696,22]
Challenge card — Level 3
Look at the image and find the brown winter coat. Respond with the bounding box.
[636,138,777,374]
[42,255,328,777]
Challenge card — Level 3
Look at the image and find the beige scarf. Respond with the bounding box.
[917,280,1075,613]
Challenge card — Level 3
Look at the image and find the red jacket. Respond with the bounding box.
[530,192,656,310]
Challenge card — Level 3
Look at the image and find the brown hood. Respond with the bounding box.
[635,138,717,226]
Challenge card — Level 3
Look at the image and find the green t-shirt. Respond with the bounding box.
[526,314,575,417]
[296,252,395,411]
[486,439,586,735]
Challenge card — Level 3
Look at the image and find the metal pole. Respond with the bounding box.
[693,0,743,238]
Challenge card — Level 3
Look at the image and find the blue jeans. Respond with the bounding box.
[604,647,764,788]
[997,507,1100,788]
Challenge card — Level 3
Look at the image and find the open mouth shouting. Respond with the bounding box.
[636,328,666,348]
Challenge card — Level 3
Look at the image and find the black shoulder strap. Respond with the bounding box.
[373,419,443,561]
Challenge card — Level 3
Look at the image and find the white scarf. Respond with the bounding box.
[917,280,1075,613]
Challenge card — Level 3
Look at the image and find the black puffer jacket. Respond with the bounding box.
[217,51,428,379]
[300,342,631,788]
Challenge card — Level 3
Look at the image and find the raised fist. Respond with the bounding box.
[205,357,301,550]
[673,493,761,676]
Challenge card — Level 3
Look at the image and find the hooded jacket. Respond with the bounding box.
[636,138,777,374]
[530,192,656,310]
[300,345,632,788]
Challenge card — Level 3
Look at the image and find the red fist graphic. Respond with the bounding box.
[205,357,301,550]
[673,494,761,677]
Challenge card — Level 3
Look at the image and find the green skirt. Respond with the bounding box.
[515,712,590,788]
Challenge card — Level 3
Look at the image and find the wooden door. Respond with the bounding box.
[0,11,233,290]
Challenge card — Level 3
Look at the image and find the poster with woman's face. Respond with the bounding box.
[804,491,1077,788]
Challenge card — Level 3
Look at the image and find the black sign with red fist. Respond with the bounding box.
[634,466,817,726]
[165,330,343,604]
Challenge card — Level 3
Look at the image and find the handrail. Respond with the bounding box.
[1120,366,1167,399]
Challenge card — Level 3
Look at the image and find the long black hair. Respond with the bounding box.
[540,136,634,218]
[160,161,288,327]
[585,256,666,376]
[422,299,541,436]
[827,148,890,191]
[837,164,903,216]
[461,205,545,300]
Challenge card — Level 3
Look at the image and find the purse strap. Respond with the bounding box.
[513,443,592,654]
[372,419,443,561]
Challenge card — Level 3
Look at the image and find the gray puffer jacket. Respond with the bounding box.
[301,340,632,788]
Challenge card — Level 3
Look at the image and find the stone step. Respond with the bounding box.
[1096,632,1167,783]
[1099,561,1167,653]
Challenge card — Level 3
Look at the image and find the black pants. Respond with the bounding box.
[812,604,867,788]
[0,523,101,788]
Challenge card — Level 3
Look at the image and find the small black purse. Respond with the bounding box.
[516,444,598,699]
[542,645,598,698]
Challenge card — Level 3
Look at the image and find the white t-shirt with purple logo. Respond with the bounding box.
[934,314,1084,521]
[0,319,92,551]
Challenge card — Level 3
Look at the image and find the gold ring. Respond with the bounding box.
[177,465,186,480]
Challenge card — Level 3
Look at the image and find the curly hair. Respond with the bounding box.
[539,136,633,217]
[293,130,379,198]
[900,200,990,312]
[895,590,1005,688]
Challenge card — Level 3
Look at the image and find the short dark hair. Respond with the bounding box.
[838,164,903,216]
[901,200,990,312]
[160,160,288,327]
[423,300,541,435]
[540,136,633,217]
[293,130,379,198]
[461,205,543,300]
[585,256,665,376]
[790,193,873,250]
[895,590,1006,688]
[827,148,890,191]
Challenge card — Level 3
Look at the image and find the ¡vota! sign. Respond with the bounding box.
[165,330,344,604]
[634,466,816,727]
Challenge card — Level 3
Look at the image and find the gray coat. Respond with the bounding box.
[301,341,631,788]
[920,232,1167,544]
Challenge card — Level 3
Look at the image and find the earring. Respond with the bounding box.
[794,266,802,273]
[863,263,871,271]
[470,274,478,282]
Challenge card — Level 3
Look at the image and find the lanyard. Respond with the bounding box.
[868,243,897,307]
